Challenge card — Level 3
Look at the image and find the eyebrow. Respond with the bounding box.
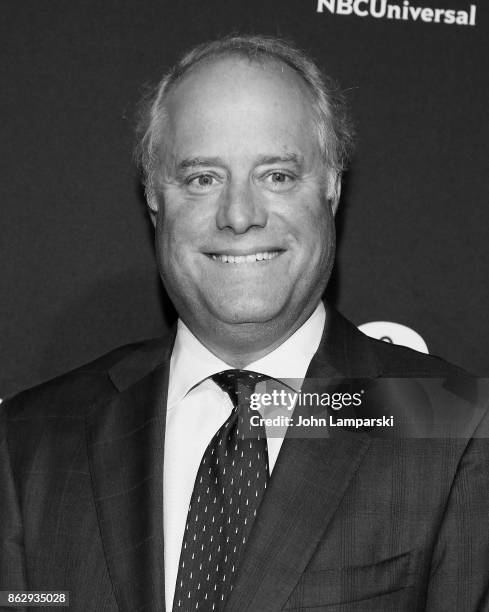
[178,157,226,170]
[177,152,304,171]
[255,153,303,166]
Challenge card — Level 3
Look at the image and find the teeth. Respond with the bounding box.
[210,251,280,264]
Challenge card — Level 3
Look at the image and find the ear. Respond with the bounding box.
[146,189,159,227]
[326,170,342,216]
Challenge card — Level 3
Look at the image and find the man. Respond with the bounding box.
[1,35,488,611]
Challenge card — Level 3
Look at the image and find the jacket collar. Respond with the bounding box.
[108,328,176,391]
[107,302,381,392]
[307,302,382,380]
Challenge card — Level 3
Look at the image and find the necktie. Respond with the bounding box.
[173,370,270,611]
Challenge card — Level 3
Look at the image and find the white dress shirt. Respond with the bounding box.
[163,302,326,610]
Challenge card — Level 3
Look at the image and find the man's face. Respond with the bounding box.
[153,56,337,345]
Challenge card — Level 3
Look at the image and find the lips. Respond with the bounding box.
[208,250,282,264]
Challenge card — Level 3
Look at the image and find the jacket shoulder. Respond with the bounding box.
[324,305,471,380]
[363,330,470,379]
[2,336,171,421]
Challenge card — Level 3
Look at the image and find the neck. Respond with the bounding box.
[181,303,319,368]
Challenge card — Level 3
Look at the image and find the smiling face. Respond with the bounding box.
[151,56,339,363]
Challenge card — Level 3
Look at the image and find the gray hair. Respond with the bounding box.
[135,34,354,207]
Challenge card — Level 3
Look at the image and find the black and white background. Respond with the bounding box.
[1,0,488,397]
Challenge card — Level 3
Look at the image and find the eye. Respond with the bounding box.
[186,174,219,192]
[271,172,289,183]
[264,171,296,191]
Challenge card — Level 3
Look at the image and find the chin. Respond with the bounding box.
[210,295,286,325]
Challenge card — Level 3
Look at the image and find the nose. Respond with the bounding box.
[216,181,267,234]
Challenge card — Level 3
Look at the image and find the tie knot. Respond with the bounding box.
[212,369,267,407]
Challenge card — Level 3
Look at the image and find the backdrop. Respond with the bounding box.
[1,0,488,398]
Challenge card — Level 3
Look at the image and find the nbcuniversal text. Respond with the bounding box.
[317,0,477,26]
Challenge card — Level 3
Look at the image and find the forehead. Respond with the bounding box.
[163,56,319,161]
[170,54,314,104]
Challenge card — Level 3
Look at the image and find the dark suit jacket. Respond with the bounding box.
[1,305,489,611]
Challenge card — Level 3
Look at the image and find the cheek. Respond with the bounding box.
[154,204,183,280]
[291,200,334,258]
[157,200,194,252]
[155,199,214,285]
[159,191,217,242]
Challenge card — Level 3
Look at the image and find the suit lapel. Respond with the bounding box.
[87,332,175,612]
[225,305,381,611]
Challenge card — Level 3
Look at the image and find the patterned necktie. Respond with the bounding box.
[173,369,270,611]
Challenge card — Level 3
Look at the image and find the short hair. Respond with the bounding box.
[135,34,354,208]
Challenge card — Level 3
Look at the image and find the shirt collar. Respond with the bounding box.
[168,301,326,405]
